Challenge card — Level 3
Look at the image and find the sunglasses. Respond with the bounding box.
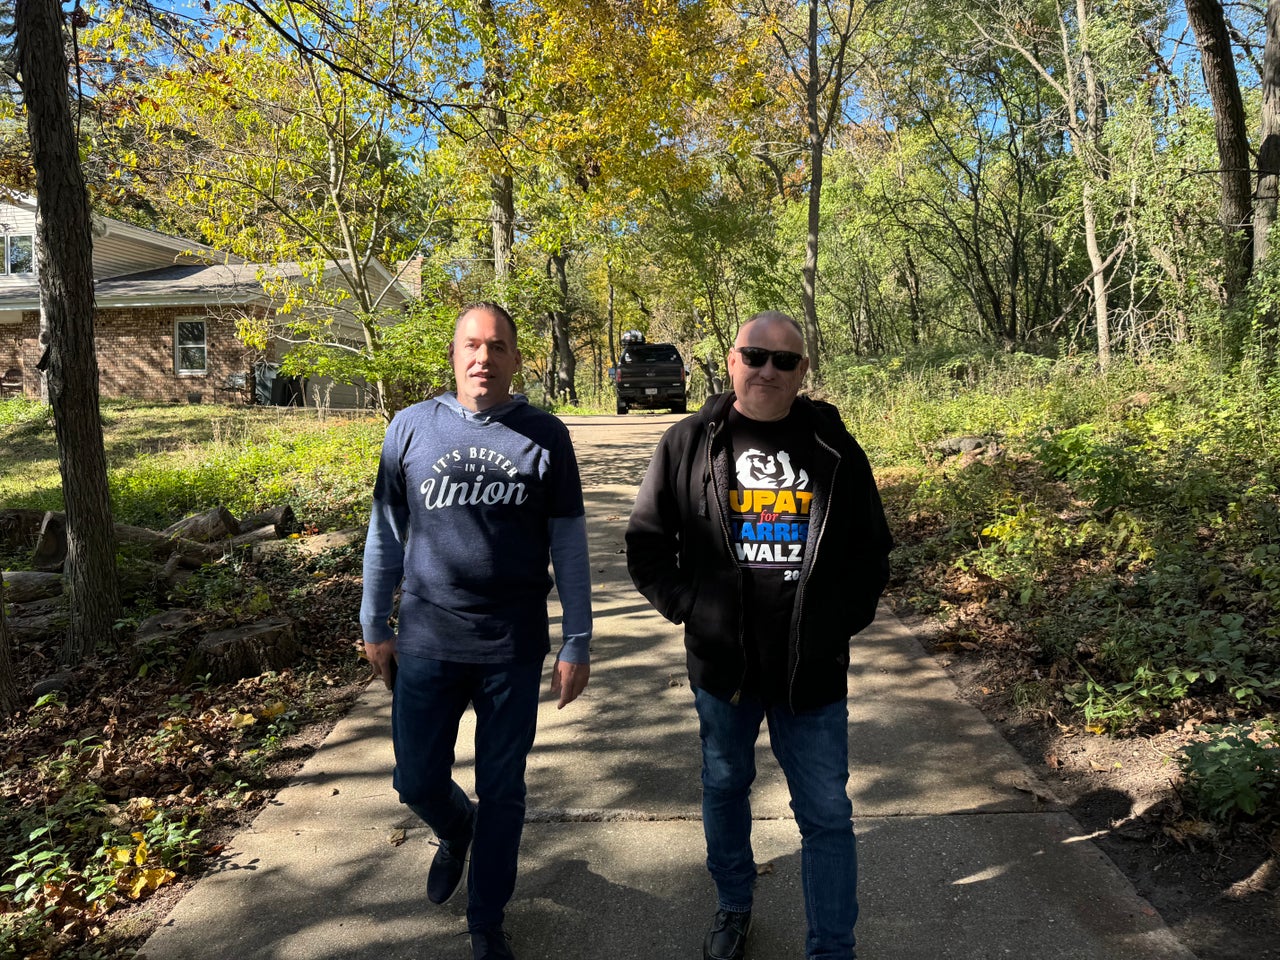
[734,346,804,371]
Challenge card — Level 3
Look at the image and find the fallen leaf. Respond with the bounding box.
[1163,819,1217,843]
[127,867,175,899]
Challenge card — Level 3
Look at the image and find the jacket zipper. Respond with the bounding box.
[706,417,748,705]
[788,433,841,712]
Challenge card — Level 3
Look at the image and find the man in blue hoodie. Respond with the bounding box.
[361,302,591,960]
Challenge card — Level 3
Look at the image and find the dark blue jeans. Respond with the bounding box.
[693,687,858,960]
[392,653,542,933]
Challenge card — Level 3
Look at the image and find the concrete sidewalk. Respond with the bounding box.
[136,612,1195,960]
[137,417,1198,960]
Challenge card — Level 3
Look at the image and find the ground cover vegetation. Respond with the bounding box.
[833,345,1280,956]
[0,402,383,960]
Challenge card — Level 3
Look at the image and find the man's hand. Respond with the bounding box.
[550,658,589,709]
[363,640,397,691]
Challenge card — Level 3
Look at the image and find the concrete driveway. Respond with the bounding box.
[138,411,1197,960]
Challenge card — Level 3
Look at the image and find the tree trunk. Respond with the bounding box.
[1186,0,1254,307]
[1255,0,1280,271]
[1257,0,1280,368]
[549,252,576,403]
[800,0,823,374]
[1082,181,1112,370]
[903,245,923,346]
[479,0,515,282]
[490,170,515,282]
[1073,0,1112,367]
[15,0,121,665]
[607,266,616,369]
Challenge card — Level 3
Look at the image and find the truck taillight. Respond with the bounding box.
[615,367,623,384]
[680,367,686,383]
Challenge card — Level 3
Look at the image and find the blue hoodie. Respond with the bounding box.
[360,393,591,665]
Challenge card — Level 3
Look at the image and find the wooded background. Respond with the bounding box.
[5,0,1277,407]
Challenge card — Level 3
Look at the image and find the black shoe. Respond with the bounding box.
[470,927,516,960]
[426,818,472,904]
[703,909,751,960]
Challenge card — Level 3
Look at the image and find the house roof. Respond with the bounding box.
[0,260,409,313]
[1,191,239,275]
[0,192,412,314]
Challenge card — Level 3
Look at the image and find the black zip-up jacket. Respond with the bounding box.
[626,392,893,712]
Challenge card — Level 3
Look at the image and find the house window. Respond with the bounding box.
[4,236,33,275]
[175,319,207,374]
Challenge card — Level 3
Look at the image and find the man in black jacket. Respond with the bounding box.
[626,311,892,960]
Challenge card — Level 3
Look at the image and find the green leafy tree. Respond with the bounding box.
[741,0,880,375]
[84,0,440,414]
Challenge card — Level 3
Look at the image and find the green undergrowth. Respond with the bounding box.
[827,346,1280,827]
[0,401,385,535]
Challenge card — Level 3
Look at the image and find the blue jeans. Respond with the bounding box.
[693,687,858,960]
[392,653,542,933]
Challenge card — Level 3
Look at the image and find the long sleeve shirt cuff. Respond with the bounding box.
[557,632,591,664]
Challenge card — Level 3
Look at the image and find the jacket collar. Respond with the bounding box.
[701,391,834,437]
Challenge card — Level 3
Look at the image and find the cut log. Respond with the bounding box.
[33,513,228,573]
[117,559,166,602]
[6,601,66,643]
[113,524,225,566]
[229,525,283,549]
[31,511,67,571]
[166,540,227,568]
[9,596,61,618]
[180,618,300,685]
[253,528,363,560]
[0,509,47,550]
[160,554,196,588]
[161,507,241,543]
[114,523,175,549]
[136,608,203,642]
[132,608,203,673]
[1,571,63,603]
[238,505,299,538]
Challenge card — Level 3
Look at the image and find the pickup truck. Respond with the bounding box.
[613,341,687,415]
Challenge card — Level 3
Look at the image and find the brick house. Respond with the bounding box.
[0,195,409,407]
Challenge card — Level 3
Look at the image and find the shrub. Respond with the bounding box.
[1177,721,1280,824]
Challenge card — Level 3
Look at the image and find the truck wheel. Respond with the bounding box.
[670,400,686,414]
[616,400,627,415]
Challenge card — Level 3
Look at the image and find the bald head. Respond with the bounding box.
[728,310,809,421]
[736,311,806,351]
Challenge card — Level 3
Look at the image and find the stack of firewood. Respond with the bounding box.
[0,505,325,688]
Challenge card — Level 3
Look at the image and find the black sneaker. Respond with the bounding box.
[470,927,516,960]
[426,818,472,905]
[703,909,752,960]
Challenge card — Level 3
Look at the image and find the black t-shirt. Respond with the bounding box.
[725,407,815,704]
